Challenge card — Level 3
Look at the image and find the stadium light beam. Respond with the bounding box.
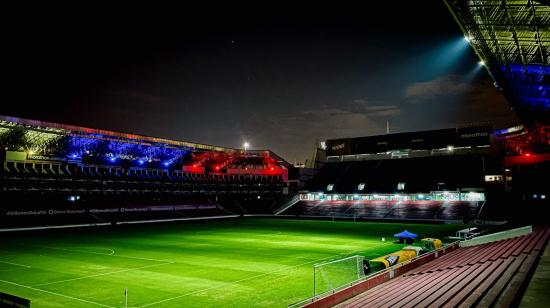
[413,37,472,80]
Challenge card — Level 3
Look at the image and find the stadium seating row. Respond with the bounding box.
[4,162,284,183]
[1,161,285,227]
[335,226,550,308]
[2,161,284,199]
[299,200,482,221]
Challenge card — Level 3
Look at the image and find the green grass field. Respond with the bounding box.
[0,218,467,307]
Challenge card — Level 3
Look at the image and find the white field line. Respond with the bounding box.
[138,243,387,307]
[0,223,111,233]
[0,279,116,308]
[0,260,31,268]
[0,215,239,233]
[95,248,115,255]
[35,262,174,287]
[42,246,172,263]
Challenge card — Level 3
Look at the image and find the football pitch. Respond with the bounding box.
[0,218,467,307]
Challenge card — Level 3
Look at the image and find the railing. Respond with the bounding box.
[274,194,301,215]
[325,146,489,162]
[460,225,532,247]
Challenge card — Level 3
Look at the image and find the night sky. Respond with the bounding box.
[4,2,518,163]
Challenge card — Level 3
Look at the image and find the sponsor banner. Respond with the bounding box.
[4,205,218,216]
[6,210,48,216]
[5,151,27,162]
[0,292,30,308]
[89,208,120,213]
[122,207,150,212]
[48,210,86,215]
[6,210,86,216]
[370,249,418,269]
[27,154,67,162]
[149,206,175,212]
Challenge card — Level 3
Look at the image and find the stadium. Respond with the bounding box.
[1,1,549,307]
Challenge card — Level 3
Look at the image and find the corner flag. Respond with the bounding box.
[125,288,128,308]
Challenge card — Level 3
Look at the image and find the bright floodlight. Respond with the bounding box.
[243,142,250,149]
[478,60,486,66]
[464,36,471,43]
[447,145,454,152]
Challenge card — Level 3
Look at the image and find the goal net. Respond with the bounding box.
[313,255,365,296]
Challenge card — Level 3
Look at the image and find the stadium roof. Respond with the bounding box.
[0,114,236,152]
[444,0,550,122]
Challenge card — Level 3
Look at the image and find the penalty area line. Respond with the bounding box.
[138,244,386,307]
[35,262,174,287]
[40,246,172,263]
[0,279,116,308]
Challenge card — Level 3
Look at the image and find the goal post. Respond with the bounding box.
[313,255,365,297]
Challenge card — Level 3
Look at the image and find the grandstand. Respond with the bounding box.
[0,1,548,307]
[289,126,495,222]
[307,155,487,194]
[295,1,550,307]
[293,123,548,222]
[0,115,289,227]
[330,226,550,308]
[300,199,483,222]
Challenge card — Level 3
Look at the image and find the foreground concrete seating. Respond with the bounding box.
[335,226,550,308]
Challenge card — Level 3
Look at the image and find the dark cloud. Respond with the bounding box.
[403,74,518,128]
[404,75,471,101]
[241,100,400,162]
[352,99,402,117]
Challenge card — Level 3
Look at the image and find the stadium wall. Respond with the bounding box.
[324,126,491,156]
[459,225,532,247]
